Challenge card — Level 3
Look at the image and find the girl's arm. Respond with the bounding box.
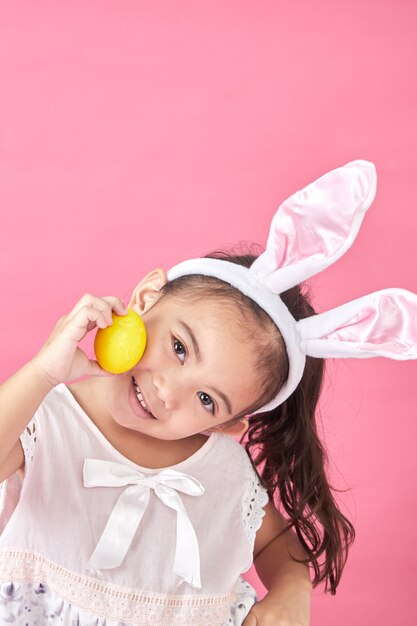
[0,294,127,483]
[242,502,311,626]
[0,361,55,483]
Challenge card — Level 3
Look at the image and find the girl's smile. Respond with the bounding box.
[129,376,157,420]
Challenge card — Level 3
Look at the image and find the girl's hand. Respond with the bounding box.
[242,592,310,626]
[31,293,128,386]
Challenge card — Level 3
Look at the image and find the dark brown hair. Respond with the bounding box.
[161,246,355,594]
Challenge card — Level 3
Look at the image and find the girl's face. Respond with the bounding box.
[105,272,263,440]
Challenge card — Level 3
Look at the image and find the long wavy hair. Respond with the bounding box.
[160,247,355,594]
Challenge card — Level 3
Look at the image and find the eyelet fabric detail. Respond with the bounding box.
[20,418,37,467]
[0,549,238,625]
[241,475,269,548]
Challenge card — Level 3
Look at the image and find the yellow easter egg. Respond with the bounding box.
[94,308,147,374]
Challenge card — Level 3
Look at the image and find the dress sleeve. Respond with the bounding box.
[241,469,269,551]
[19,417,37,469]
[0,420,36,532]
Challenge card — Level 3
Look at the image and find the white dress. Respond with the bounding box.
[0,385,269,625]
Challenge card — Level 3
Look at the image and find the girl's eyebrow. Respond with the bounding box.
[178,320,233,415]
[206,385,233,415]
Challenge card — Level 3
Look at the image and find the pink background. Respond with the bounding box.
[1,1,416,624]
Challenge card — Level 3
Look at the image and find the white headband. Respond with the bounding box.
[167,160,417,413]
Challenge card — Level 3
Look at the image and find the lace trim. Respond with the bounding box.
[0,549,236,625]
[20,418,37,466]
[242,474,269,548]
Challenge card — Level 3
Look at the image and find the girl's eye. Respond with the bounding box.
[173,337,187,363]
[198,391,215,415]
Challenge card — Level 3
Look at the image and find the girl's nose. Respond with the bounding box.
[151,371,177,410]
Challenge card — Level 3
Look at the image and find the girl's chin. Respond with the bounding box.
[112,414,145,432]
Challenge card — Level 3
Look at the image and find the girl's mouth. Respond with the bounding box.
[131,376,157,419]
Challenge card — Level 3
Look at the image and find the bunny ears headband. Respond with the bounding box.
[167,160,417,413]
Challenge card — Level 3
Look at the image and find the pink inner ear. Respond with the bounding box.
[322,293,417,356]
[272,162,374,270]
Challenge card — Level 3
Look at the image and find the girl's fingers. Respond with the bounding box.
[33,295,129,385]
[61,306,110,343]
[67,294,128,325]
[85,360,114,378]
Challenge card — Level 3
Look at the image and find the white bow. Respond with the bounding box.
[83,459,205,588]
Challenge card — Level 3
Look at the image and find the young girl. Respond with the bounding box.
[0,160,416,626]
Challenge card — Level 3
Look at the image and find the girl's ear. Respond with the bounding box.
[128,268,168,314]
[209,418,249,438]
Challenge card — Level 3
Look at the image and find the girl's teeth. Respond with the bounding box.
[133,379,152,414]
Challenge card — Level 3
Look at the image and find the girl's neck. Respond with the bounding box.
[67,378,209,470]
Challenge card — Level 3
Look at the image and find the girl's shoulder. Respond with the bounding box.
[30,383,77,417]
[207,433,259,481]
[19,384,71,456]
[209,435,269,551]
